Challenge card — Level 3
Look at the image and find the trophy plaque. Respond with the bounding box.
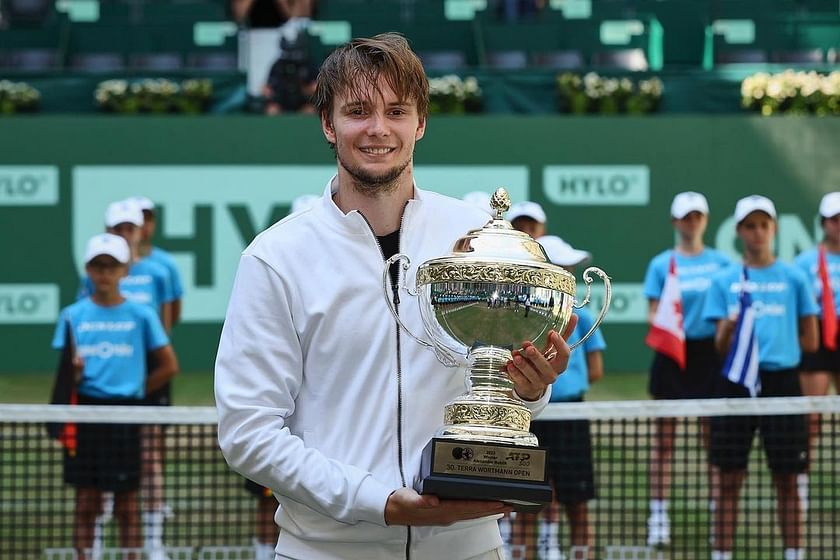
[383,188,611,512]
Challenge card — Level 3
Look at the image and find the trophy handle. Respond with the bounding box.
[382,254,461,367]
[568,266,612,351]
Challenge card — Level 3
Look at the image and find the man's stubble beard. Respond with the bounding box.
[335,143,413,198]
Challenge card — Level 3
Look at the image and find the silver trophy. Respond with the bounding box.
[382,188,611,511]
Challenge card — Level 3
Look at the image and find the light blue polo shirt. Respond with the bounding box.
[148,246,184,300]
[52,298,169,400]
[702,262,818,371]
[793,247,840,315]
[644,248,733,340]
[549,309,606,402]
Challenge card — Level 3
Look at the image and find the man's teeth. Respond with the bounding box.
[362,147,393,154]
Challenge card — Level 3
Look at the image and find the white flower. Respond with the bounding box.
[766,77,784,100]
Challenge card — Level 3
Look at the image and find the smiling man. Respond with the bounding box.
[215,33,575,560]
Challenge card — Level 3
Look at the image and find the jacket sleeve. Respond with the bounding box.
[215,253,395,526]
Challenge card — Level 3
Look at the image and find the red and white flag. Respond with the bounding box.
[818,244,837,351]
[645,254,687,370]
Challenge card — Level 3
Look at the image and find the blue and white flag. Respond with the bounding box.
[722,267,761,397]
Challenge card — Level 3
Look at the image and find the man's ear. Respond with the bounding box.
[321,112,336,144]
[415,116,426,141]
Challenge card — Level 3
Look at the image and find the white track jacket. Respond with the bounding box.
[215,179,550,560]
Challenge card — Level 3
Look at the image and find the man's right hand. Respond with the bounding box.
[384,487,513,526]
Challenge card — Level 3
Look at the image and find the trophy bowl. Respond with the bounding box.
[383,188,611,510]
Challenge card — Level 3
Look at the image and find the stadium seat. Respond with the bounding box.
[770,48,824,62]
[130,53,185,71]
[592,48,649,71]
[187,51,238,71]
[4,0,53,25]
[2,48,61,70]
[71,52,126,72]
[716,48,768,63]
[419,51,467,71]
[487,50,528,70]
[531,50,585,70]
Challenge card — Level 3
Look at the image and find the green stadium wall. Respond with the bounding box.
[1,116,838,375]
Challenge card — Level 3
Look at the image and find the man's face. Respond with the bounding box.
[511,217,545,239]
[141,210,156,241]
[85,256,127,294]
[672,211,708,238]
[108,222,141,251]
[321,78,426,194]
[822,214,840,241]
[737,212,776,252]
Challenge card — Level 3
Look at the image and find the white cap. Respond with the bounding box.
[538,235,591,267]
[291,194,319,214]
[507,201,547,224]
[128,196,155,212]
[670,191,709,219]
[84,233,130,264]
[819,192,840,218]
[462,191,493,215]
[105,199,144,227]
[735,194,777,224]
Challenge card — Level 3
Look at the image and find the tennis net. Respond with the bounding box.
[2,397,839,559]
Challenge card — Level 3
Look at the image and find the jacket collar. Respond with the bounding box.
[316,175,424,236]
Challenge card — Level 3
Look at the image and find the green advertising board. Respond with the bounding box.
[1,116,838,374]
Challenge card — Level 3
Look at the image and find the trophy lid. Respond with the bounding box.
[416,188,576,294]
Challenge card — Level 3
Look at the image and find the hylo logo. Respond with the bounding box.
[0,167,59,205]
[0,285,59,324]
[543,165,649,206]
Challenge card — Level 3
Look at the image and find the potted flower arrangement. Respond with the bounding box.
[428,75,482,114]
[95,78,213,114]
[0,81,41,114]
[556,72,663,114]
[741,70,840,116]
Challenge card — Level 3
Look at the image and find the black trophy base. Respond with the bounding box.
[419,437,552,513]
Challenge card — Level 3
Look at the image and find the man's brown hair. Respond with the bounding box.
[314,33,429,120]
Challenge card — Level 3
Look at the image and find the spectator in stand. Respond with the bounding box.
[262,1,318,115]
[231,0,288,28]
[263,34,318,115]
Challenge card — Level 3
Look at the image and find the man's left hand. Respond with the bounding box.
[506,314,578,401]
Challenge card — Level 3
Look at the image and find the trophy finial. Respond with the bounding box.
[490,188,511,219]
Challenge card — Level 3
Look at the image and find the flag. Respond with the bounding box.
[818,244,837,351]
[722,267,761,397]
[645,254,687,369]
[46,318,78,454]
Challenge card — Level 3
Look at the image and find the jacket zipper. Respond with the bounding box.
[360,207,412,560]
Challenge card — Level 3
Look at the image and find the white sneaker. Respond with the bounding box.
[647,512,670,547]
[146,547,171,560]
[539,544,566,560]
[797,473,809,523]
[543,547,566,560]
